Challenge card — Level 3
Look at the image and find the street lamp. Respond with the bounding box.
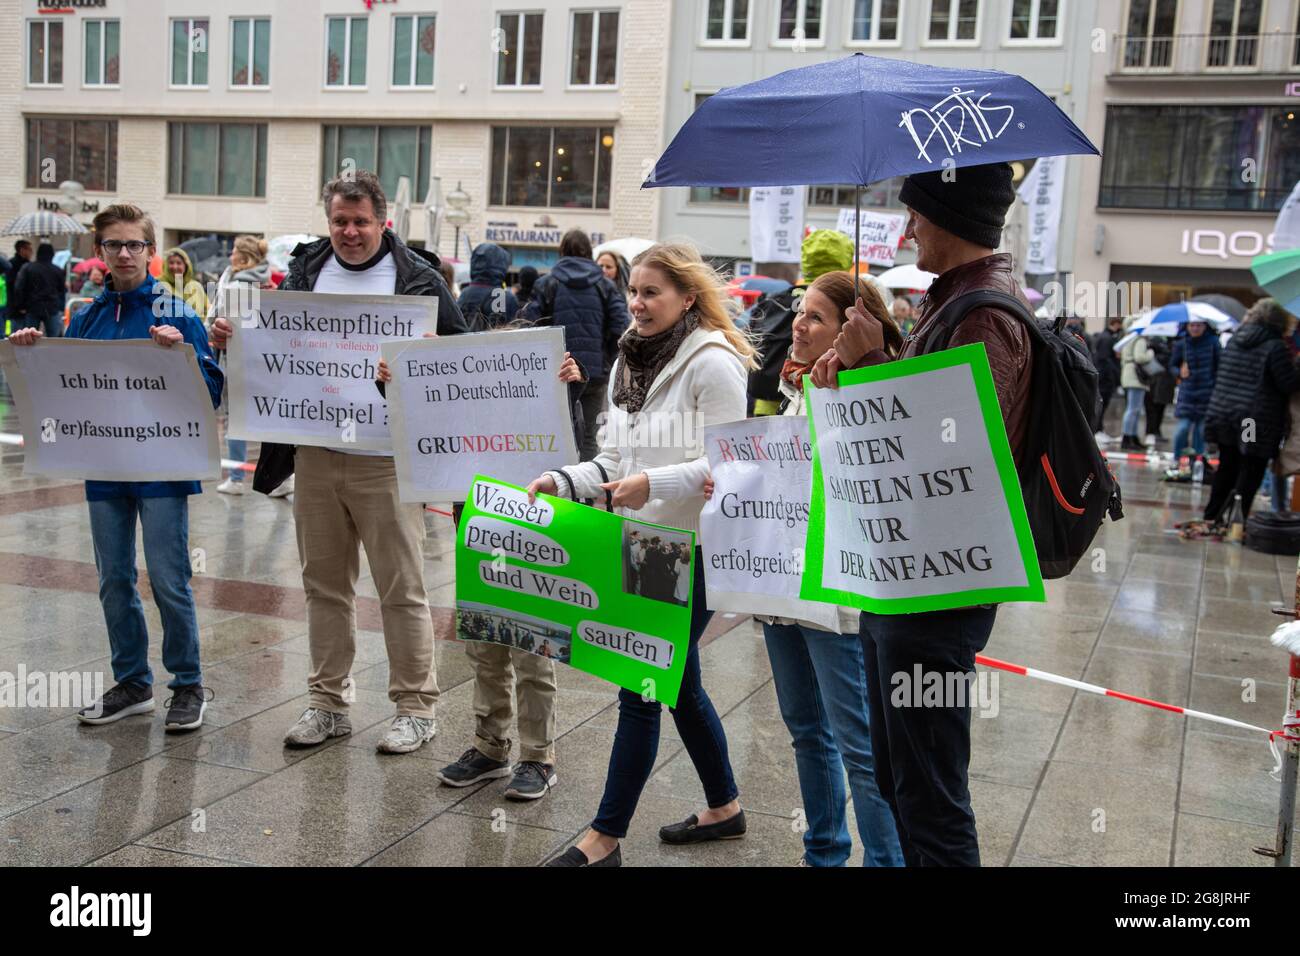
[445,181,471,259]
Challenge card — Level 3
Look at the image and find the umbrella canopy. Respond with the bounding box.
[267,234,319,274]
[645,53,1098,190]
[593,237,655,264]
[1,211,88,237]
[73,257,108,276]
[176,237,227,277]
[1023,287,1045,305]
[1251,249,1300,316]
[875,263,936,291]
[1189,293,1247,321]
[726,275,792,307]
[1115,302,1237,350]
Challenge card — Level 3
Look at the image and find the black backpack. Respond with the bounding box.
[920,290,1124,579]
[746,288,800,406]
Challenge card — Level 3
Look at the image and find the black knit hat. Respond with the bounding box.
[898,162,1017,249]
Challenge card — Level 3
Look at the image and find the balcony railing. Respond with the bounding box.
[1113,32,1300,75]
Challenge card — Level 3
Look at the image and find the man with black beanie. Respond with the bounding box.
[811,161,1031,867]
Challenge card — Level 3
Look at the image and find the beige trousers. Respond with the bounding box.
[464,641,558,764]
[294,447,437,718]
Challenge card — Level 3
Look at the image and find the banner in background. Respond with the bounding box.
[749,186,805,263]
[383,327,577,502]
[801,345,1043,613]
[226,290,437,451]
[836,209,907,267]
[1018,155,1065,275]
[0,338,219,482]
[455,476,696,706]
[701,415,839,631]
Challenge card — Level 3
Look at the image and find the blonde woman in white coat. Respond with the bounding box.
[529,243,756,867]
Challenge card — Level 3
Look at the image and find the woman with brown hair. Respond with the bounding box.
[528,242,756,867]
[736,271,906,866]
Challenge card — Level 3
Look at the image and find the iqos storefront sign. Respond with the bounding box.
[1180,228,1278,261]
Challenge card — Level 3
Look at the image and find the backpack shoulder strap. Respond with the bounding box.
[919,289,1041,355]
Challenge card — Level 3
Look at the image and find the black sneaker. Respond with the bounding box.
[163,685,212,733]
[76,681,154,725]
[505,761,557,801]
[545,844,622,868]
[436,748,512,787]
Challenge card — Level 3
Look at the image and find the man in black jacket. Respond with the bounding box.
[12,242,67,338]
[212,170,466,757]
[521,229,629,460]
[1091,315,1123,440]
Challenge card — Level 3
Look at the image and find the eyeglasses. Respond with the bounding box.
[100,240,152,256]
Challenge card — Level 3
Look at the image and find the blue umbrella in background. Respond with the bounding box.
[645,53,1099,275]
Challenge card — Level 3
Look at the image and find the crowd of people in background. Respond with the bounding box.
[5,157,1299,869]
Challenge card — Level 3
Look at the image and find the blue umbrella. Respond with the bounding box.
[647,54,1097,189]
[646,54,1098,277]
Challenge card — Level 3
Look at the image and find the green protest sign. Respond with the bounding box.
[800,344,1044,614]
[455,475,697,707]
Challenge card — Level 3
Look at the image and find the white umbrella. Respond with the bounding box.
[1273,180,1300,253]
[1113,301,1237,352]
[593,237,655,264]
[1,210,88,237]
[874,263,936,292]
[266,234,319,273]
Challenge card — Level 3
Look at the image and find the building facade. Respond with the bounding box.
[4,0,671,270]
[658,0,1096,278]
[1073,0,1300,315]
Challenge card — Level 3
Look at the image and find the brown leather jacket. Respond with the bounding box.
[859,253,1033,465]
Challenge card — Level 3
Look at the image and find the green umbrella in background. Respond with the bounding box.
[1251,248,1300,316]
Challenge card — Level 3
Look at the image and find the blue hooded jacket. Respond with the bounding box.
[457,243,518,329]
[521,256,629,380]
[66,277,224,501]
[1169,330,1220,421]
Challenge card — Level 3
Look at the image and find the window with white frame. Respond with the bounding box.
[326,15,368,87]
[1009,0,1059,40]
[928,0,979,42]
[392,15,436,87]
[776,0,823,43]
[171,18,209,87]
[497,12,544,86]
[231,18,270,87]
[84,19,120,86]
[27,20,62,86]
[570,10,618,86]
[851,0,901,42]
[321,125,432,202]
[1208,0,1262,68]
[169,122,268,197]
[489,126,614,209]
[704,0,750,42]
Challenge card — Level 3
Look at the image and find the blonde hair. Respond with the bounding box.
[92,203,156,248]
[632,242,758,370]
[232,234,268,267]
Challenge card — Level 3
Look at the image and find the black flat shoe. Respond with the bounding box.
[659,810,747,845]
[545,844,622,867]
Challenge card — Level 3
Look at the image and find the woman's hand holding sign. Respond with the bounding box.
[558,352,584,384]
[812,297,887,390]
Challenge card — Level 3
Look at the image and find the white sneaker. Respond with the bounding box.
[377,714,436,754]
[1094,431,1115,446]
[268,474,295,499]
[216,478,245,495]
[1144,434,1158,447]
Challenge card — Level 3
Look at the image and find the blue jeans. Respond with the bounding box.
[1122,387,1145,437]
[763,621,904,867]
[1172,417,1205,457]
[592,549,738,838]
[88,495,201,689]
[227,437,247,482]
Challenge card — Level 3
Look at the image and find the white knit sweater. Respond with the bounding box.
[549,327,746,537]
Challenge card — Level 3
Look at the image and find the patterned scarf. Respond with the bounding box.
[612,310,701,414]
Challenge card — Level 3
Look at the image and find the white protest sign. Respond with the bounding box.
[801,345,1043,613]
[382,327,578,503]
[836,209,907,266]
[0,338,219,482]
[701,416,839,631]
[226,289,437,451]
[749,186,805,263]
[1017,155,1065,275]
